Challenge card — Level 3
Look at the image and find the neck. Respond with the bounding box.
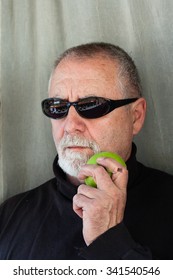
[66,174,80,186]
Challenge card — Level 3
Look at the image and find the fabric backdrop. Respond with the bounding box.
[1,0,173,203]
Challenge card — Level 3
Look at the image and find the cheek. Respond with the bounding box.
[51,120,64,144]
[87,119,115,148]
[88,115,133,153]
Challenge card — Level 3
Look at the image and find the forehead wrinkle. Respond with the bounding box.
[53,56,118,81]
[49,57,122,99]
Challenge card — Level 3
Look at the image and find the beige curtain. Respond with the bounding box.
[1,0,173,203]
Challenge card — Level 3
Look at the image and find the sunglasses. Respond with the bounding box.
[41,96,138,119]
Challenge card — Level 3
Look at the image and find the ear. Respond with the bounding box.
[132,97,146,136]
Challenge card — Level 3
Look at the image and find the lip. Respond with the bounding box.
[66,146,90,151]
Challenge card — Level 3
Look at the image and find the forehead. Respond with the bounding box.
[52,56,119,82]
[49,56,122,99]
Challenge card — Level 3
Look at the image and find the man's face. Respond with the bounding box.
[49,56,138,180]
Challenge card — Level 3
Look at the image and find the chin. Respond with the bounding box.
[58,156,87,177]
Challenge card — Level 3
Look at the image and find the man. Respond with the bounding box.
[0,42,173,259]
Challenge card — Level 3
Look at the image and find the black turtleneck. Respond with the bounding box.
[0,144,173,259]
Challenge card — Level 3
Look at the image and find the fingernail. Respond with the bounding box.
[96,157,105,163]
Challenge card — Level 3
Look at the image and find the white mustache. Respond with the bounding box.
[59,134,100,151]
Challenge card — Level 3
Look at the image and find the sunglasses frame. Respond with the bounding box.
[41,96,138,119]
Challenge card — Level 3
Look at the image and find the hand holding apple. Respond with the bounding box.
[85,151,126,187]
[73,152,128,245]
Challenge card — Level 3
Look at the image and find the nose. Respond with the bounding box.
[63,106,86,134]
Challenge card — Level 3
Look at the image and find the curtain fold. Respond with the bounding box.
[1,0,173,203]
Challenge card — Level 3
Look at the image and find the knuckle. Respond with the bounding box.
[91,196,111,211]
[95,165,107,174]
[72,194,77,203]
[89,199,102,213]
[78,184,85,193]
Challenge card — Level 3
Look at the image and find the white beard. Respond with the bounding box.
[56,134,100,177]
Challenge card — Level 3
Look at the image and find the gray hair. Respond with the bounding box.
[51,42,142,98]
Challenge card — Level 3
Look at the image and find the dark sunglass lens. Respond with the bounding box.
[42,99,68,119]
[77,97,110,119]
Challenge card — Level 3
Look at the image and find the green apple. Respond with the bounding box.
[84,151,126,188]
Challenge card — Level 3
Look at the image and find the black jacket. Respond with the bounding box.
[0,144,173,259]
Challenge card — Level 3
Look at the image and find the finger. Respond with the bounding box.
[77,184,98,198]
[73,193,91,218]
[96,156,127,173]
[78,164,109,181]
[111,168,128,191]
[78,164,115,191]
[73,203,83,218]
[96,157,128,191]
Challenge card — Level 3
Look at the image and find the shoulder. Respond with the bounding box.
[137,162,173,197]
[0,177,57,227]
[139,162,173,183]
